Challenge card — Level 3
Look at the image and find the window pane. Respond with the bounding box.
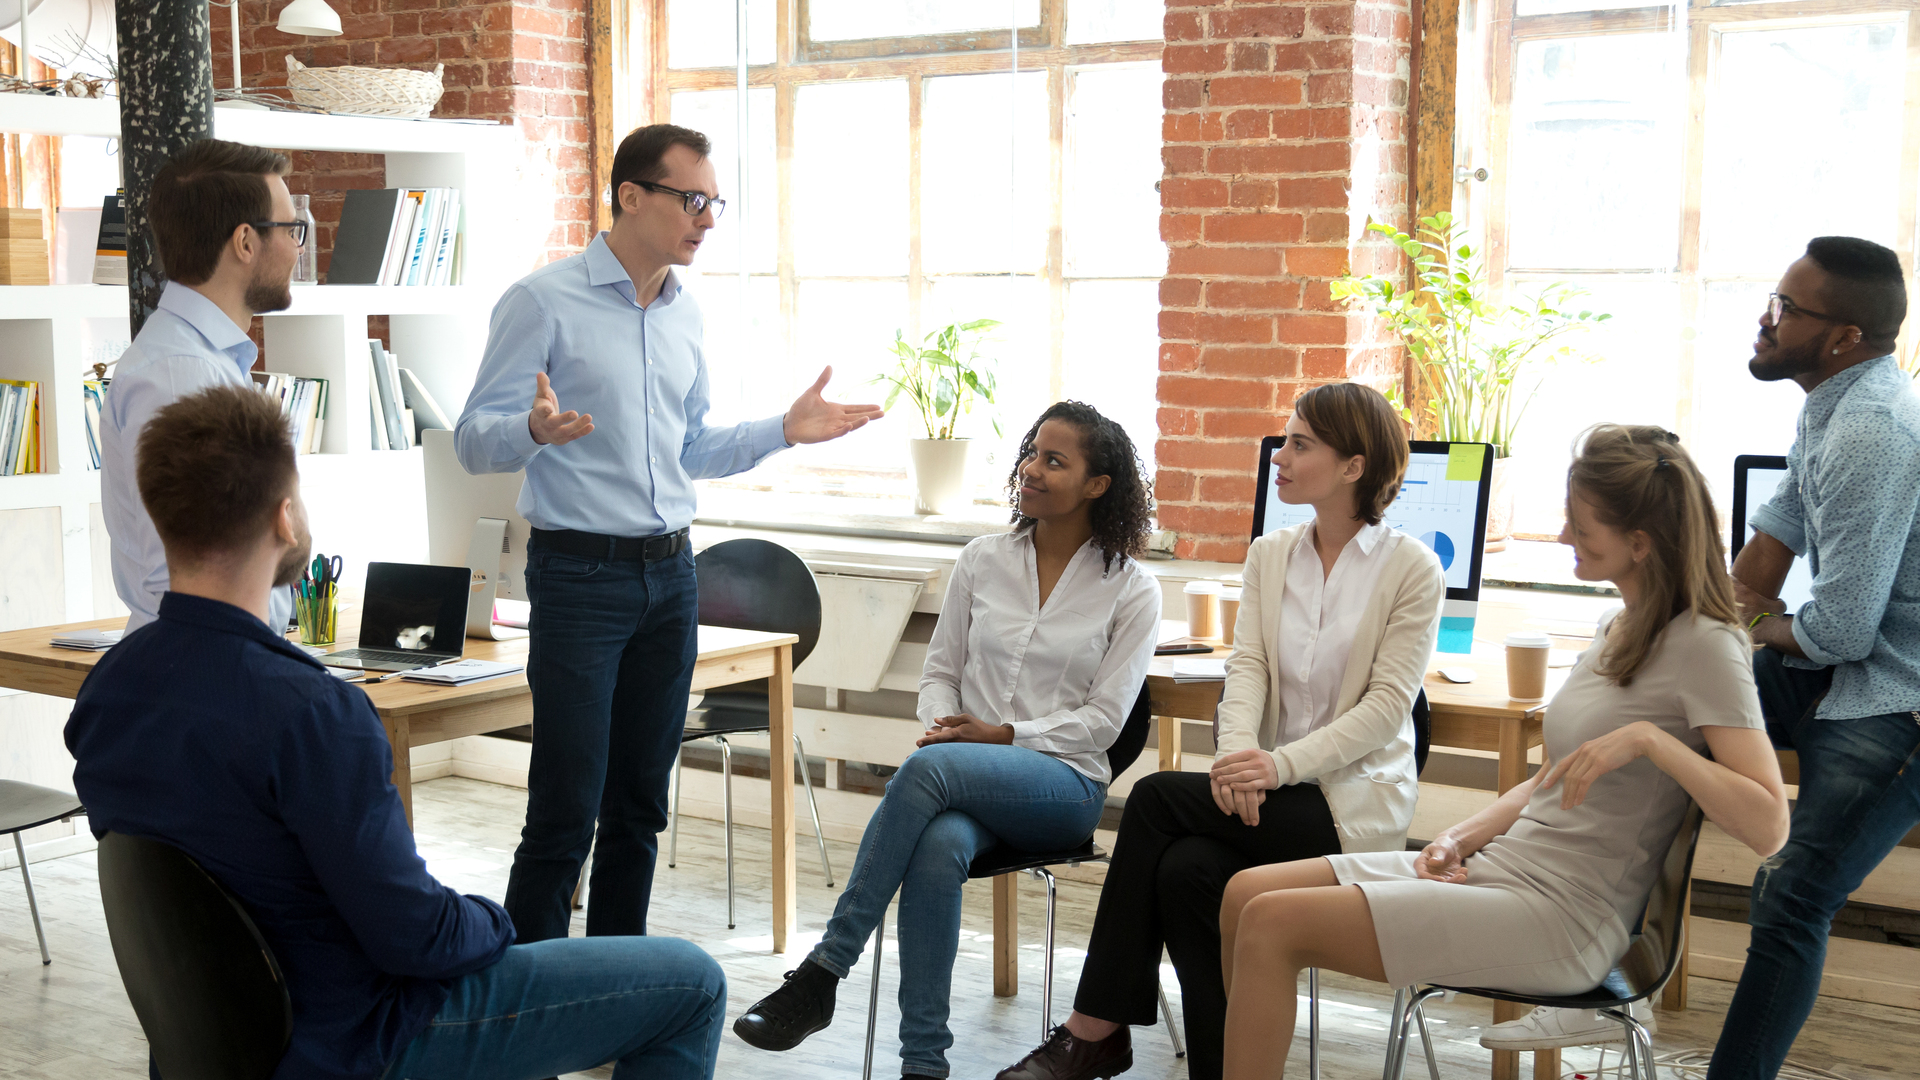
[667,0,775,69]
[1066,0,1164,44]
[922,71,1048,274]
[795,81,909,275]
[1502,276,1680,532]
[684,274,783,423]
[810,0,1040,42]
[59,136,119,209]
[670,88,777,274]
[1507,36,1681,270]
[1066,65,1167,277]
[1687,281,1806,510]
[789,280,913,470]
[925,276,1051,459]
[1064,279,1161,474]
[1515,0,1667,15]
[1701,21,1905,276]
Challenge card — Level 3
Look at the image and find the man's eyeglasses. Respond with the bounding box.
[632,180,727,219]
[251,220,310,248]
[1766,292,1843,328]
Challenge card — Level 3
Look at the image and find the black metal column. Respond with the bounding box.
[115,0,214,336]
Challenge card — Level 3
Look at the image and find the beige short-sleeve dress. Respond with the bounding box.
[1324,612,1764,995]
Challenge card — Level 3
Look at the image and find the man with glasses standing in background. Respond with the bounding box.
[102,138,306,634]
[457,124,883,945]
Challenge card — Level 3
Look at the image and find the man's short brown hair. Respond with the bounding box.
[149,139,291,285]
[1292,382,1410,526]
[607,124,711,219]
[137,385,297,563]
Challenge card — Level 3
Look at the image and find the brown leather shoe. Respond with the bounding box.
[995,1024,1133,1080]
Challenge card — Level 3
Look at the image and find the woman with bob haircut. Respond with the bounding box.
[733,401,1161,1080]
[996,382,1446,1080]
[1212,424,1790,1080]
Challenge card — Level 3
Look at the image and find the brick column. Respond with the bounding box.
[1156,0,1413,563]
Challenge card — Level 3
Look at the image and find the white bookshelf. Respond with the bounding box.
[0,96,526,837]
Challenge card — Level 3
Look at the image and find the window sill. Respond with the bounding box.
[1482,538,1621,598]
[695,486,1011,545]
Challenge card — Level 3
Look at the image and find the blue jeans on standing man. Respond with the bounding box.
[381,936,726,1080]
[806,742,1108,1078]
[503,539,700,943]
[1708,648,1920,1079]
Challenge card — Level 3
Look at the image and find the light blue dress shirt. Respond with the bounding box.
[102,282,294,634]
[455,233,788,536]
[1752,355,1920,719]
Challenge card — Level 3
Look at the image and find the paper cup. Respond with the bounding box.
[1184,581,1222,640]
[1505,630,1552,701]
[1219,586,1243,646]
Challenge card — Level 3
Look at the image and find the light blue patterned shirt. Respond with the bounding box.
[454,233,789,535]
[1752,355,1920,719]
[102,282,294,634]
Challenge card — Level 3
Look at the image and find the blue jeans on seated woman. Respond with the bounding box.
[807,742,1107,1078]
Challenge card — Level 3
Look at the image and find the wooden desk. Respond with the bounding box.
[0,613,806,953]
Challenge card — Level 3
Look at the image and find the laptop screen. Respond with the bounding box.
[1731,455,1814,613]
[358,562,472,654]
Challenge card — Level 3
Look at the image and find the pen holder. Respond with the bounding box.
[297,588,338,646]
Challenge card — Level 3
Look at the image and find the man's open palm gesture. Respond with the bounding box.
[783,367,884,444]
[529,371,594,446]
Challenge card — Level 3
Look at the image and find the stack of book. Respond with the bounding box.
[50,628,121,652]
[400,658,525,686]
[83,377,107,469]
[328,187,463,286]
[366,340,452,450]
[0,380,42,475]
[0,209,50,285]
[252,372,331,454]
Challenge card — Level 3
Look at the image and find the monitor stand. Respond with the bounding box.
[465,517,528,641]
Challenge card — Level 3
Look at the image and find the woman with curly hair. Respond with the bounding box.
[734,401,1161,1080]
[997,382,1445,1080]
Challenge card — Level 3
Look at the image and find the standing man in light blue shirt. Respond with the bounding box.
[102,139,305,634]
[456,124,881,942]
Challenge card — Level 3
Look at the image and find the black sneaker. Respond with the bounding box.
[733,959,839,1051]
[995,1024,1133,1080]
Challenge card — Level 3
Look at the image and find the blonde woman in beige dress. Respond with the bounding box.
[1213,426,1793,1080]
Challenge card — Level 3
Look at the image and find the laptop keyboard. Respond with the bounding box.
[328,648,450,664]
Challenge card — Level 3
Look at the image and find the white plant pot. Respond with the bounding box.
[908,438,973,515]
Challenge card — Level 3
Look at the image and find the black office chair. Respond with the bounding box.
[1371,801,1704,1080]
[668,538,834,929]
[97,831,293,1080]
[0,780,83,965]
[860,683,1185,1080]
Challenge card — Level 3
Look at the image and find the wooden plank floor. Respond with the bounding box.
[2,776,1916,1079]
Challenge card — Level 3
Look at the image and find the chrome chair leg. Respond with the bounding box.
[1412,1002,1440,1080]
[716,736,734,929]
[1308,967,1321,1080]
[862,904,887,1080]
[1382,988,1406,1080]
[1157,984,1185,1058]
[1610,1006,1657,1080]
[794,734,834,886]
[668,744,683,868]
[13,832,48,965]
[1387,989,1446,1080]
[1038,868,1058,1041]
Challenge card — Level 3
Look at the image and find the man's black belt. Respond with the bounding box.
[531,527,690,562]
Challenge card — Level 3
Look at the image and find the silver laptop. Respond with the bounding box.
[318,562,471,672]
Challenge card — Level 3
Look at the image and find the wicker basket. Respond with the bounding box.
[285,55,444,119]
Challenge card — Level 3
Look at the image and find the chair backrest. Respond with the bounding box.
[1412,688,1430,776]
[96,832,292,1080]
[1612,801,1705,999]
[695,538,823,670]
[1104,683,1154,780]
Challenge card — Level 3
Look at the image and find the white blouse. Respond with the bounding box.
[917,530,1162,784]
[1277,521,1404,746]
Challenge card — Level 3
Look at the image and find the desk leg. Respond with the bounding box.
[1496,715,1528,795]
[1157,714,1180,772]
[1534,1048,1560,1080]
[770,643,798,955]
[383,712,413,829]
[994,873,1018,997]
[1491,1001,1525,1080]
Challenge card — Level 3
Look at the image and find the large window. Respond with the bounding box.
[645,0,1165,508]
[1471,0,1920,534]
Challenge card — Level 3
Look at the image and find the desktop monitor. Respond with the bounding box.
[1252,437,1495,653]
[1731,454,1814,613]
[423,428,532,639]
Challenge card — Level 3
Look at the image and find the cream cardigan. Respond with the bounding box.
[1214,522,1446,854]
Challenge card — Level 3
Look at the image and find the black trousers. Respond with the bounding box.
[1071,770,1339,1080]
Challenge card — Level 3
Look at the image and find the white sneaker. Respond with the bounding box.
[1479,1002,1656,1050]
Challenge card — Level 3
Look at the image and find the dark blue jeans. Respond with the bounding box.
[1708,649,1920,1079]
[503,542,699,942]
[382,936,725,1080]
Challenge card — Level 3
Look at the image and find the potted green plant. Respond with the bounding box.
[1331,212,1609,548]
[872,318,1002,514]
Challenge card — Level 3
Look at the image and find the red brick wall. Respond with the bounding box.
[212,0,592,273]
[1156,0,1413,563]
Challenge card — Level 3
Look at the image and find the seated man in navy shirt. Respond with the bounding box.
[67,384,726,1080]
